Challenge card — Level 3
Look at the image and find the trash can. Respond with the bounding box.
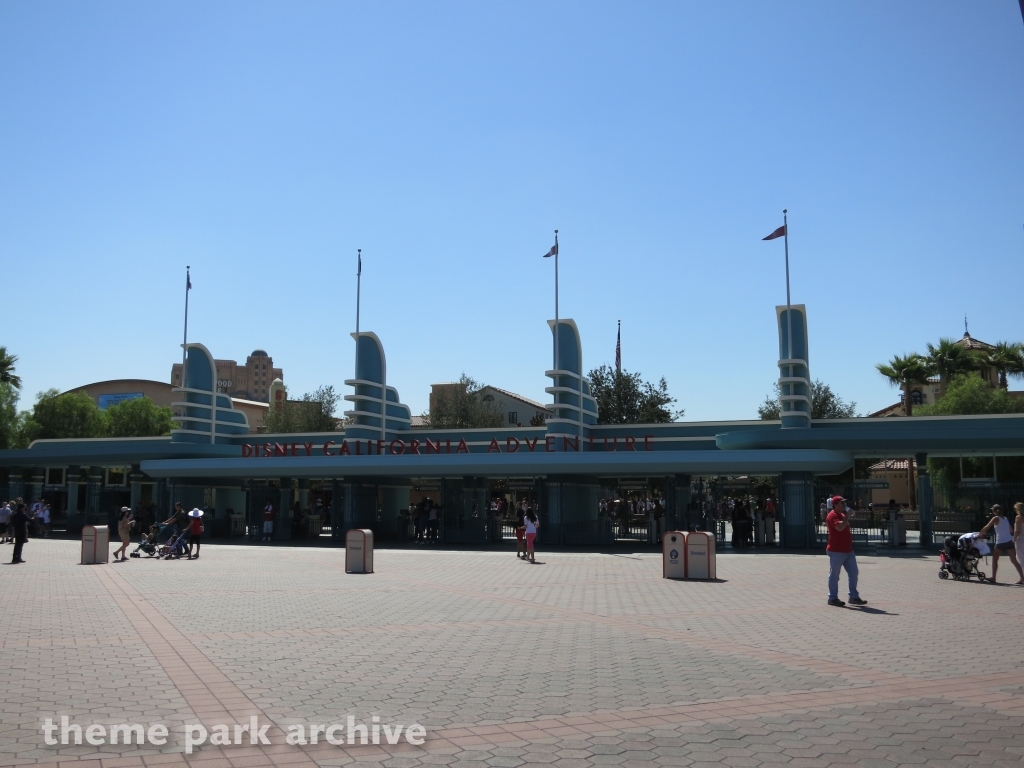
[889,512,907,546]
[685,531,716,580]
[345,528,374,573]
[81,525,109,564]
[662,531,687,579]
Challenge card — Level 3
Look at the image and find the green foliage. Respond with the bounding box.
[0,382,26,449]
[588,365,683,424]
[875,353,930,416]
[423,375,504,429]
[757,380,857,420]
[22,389,107,441]
[913,372,1024,416]
[925,338,980,382]
[982,342,1024,389]
[0,346,21,389]
[106,397,175,437]
[263,385,342,433]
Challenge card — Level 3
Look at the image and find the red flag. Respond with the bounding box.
[762,225,786,241]
[615,322,621,375]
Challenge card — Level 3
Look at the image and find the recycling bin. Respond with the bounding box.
[345,528,374,573]
[685,531,716,580]
[662,531,687,579]
[81,525,109,564]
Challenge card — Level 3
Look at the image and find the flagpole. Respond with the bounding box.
[783,209,794,415]
[182,265,190,382]
[554,230,559,374]
[355,248,362,382]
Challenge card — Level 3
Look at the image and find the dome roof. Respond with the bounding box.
[251,349,268,357]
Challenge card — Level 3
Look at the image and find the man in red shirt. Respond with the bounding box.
[826,495,867,607]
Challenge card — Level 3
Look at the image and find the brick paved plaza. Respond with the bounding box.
[2,540,1023,768]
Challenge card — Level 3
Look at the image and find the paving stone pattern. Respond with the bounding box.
[1,540,1023,768]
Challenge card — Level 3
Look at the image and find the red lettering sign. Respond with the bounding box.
[507,437,520,453]
[323,440,335,456]
[488,438,501,453]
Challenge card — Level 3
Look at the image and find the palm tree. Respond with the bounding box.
[876,353,929,510]
[0,347,20,390]
[983,342,1024,389]
[925,338,977,387]
[876,353,929,416]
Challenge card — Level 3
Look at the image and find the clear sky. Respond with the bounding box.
[2,2,1023,421]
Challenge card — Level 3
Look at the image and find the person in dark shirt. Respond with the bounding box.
[10,503,29,564]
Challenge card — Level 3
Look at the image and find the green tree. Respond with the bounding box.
[982,341,1024,390]
[423,375,504,429]
[875,353,930,417]
[105,397,175,437]
[0,346,21,389]
[757,380,858,420]
[262,384,342,433]
[0,382,26,449]
[925,338,977,385]
[588,365,683,424]
[21,389,107,441]
[914,372,1024,416]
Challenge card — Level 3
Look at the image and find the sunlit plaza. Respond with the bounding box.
[2,539,1023,767]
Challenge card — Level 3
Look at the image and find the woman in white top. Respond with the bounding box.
[978,504,1024,584]
[523,509,539,563]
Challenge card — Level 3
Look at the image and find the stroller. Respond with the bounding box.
[130,524,160,558]
[157,528,189,560]
[938,534,988,582]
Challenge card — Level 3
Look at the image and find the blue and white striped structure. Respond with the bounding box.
[776,304,811,429]
[344,332,412,442]
[171,343,250,444]
[545,319,599,438]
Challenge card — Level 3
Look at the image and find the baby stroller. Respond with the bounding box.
[938,534,987,582]
[157,528,189,560]
[130,536,158,558]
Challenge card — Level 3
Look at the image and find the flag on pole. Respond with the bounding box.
[762,225,786,241]
[357,249,362,276]
[542,241,558,258]
[615,322,621,375]
[186,268,191,291]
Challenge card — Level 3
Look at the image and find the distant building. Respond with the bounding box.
[171,349,282,403]
[425,382,551,427]
[869,330,1000,418]
[65,378,268,433]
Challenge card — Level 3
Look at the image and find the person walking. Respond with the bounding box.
[10,503,29,564]
[978,504,1024,584]
[1013,503,1024,585]
[186,508,204,559]
[262,502,275,542]
[826,495,867,607]
[524,507,539,563]
[0,501,10,544]
[113,506,135,561]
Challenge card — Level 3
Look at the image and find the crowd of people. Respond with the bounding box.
[0,498,31,563]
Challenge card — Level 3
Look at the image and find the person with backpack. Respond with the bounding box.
[186,508,205,559]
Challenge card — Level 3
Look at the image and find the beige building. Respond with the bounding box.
[869,331,999,418]
[425,382,551,427]
[171,349,282,403]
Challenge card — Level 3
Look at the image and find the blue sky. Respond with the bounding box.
[2,2,1023,421]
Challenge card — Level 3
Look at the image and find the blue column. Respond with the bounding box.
[916,453,933,547]
[344,481,378,532]
[780,472,815,549]
[776,305,812,429]
[546,476,603,546]
[275,479,292,540]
